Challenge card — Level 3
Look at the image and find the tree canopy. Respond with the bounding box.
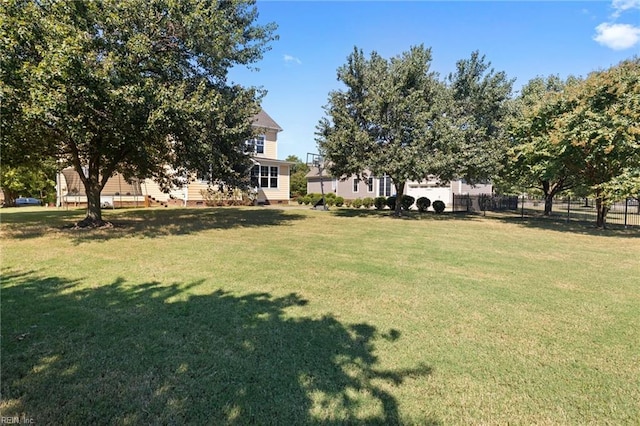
[317,45,454,215]
[447,51,514,185]
[1,0,276,225]
[502,75,583,215]
[503,58,639,226]
[557,58,640,227]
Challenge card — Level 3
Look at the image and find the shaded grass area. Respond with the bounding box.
[1,207,639,424]
[2,270,429,424]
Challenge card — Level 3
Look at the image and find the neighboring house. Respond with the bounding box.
[306,167,492,210]
[57,110,292,207]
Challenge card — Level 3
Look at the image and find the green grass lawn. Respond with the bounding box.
[2,206,639,425]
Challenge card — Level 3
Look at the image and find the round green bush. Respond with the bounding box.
[362,197,374,209]
[401,195,415,210]
[374,196,387,210]
[385,196,397,210]
[310,193,323,206]
[433,200,446,213]
[416,197,431,212]
[335,196,344,207]
[352,198,363,208]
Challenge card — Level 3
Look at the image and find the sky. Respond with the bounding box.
[228,0,640,161]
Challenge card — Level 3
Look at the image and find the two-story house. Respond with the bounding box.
[56,110,291,207]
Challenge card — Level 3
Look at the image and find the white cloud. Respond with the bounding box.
[593,22,640,50]
[611,0,640,15]
[283,54,302,65]
[612,0,640,17]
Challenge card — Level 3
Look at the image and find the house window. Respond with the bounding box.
[251,165,278,188]
[378,175,392,197]
[367,177,374,192]
[353,177,359,192]
[245,135,266,154]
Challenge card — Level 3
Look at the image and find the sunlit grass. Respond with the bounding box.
[1,206,639,424]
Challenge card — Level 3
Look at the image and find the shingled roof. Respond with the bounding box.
[252,109,283,132]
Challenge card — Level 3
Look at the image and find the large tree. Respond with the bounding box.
[1,0,276,226]
[447,51,514,185]
[503,75,583,215]
[317,45,455,216]
[557,58,640,227]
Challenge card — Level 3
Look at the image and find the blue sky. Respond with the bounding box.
[229,1,640,161]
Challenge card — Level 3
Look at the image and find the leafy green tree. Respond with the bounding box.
[447,51,514,185]
[317,45,454,216]
[285,155,309,198]
[0,162,57,206]
[558,58,640,227]
[502,75,582,215]
[1,0,276,226]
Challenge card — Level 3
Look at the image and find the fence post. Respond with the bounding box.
[624,198,628,228]
[566,195,570,223]
[521,194,525,219]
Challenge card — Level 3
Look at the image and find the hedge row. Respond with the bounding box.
[298,193,446,213]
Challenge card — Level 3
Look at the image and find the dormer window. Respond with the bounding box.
[245,135,266,154]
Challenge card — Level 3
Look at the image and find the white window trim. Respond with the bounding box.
[252,164,279,189]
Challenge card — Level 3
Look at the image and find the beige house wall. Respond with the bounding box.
[252,128,279,160]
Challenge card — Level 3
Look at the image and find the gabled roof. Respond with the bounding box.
[252,109,283,132]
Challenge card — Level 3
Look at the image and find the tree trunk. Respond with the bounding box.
[393,181,405,217]
[77,178,106,227]
[595,190,608,229]
[541,180,563,216]
[543,194,554,216]
[2,188,19,207]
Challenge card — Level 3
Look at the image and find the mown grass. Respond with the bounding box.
[1,206,639,424]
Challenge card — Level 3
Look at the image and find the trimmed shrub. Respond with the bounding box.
[296,197,304,205]
[302,195,312,205]
[352,198,363,208]
[401,195,415,210]
[335,196,344,207]
[385,196,397,210]
[362,197,374,209]
[433,200,446,214]
[374,196,387,210]
[344,199,353,208]
[310,193,323,206]
[416,197,431,212]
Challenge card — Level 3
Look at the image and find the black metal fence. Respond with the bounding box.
[452,194,519,213]
[452,194,640,227]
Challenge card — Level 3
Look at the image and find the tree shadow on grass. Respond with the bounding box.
[1,208,306,242]
[330,208,482,223]
[1,269,437,425]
